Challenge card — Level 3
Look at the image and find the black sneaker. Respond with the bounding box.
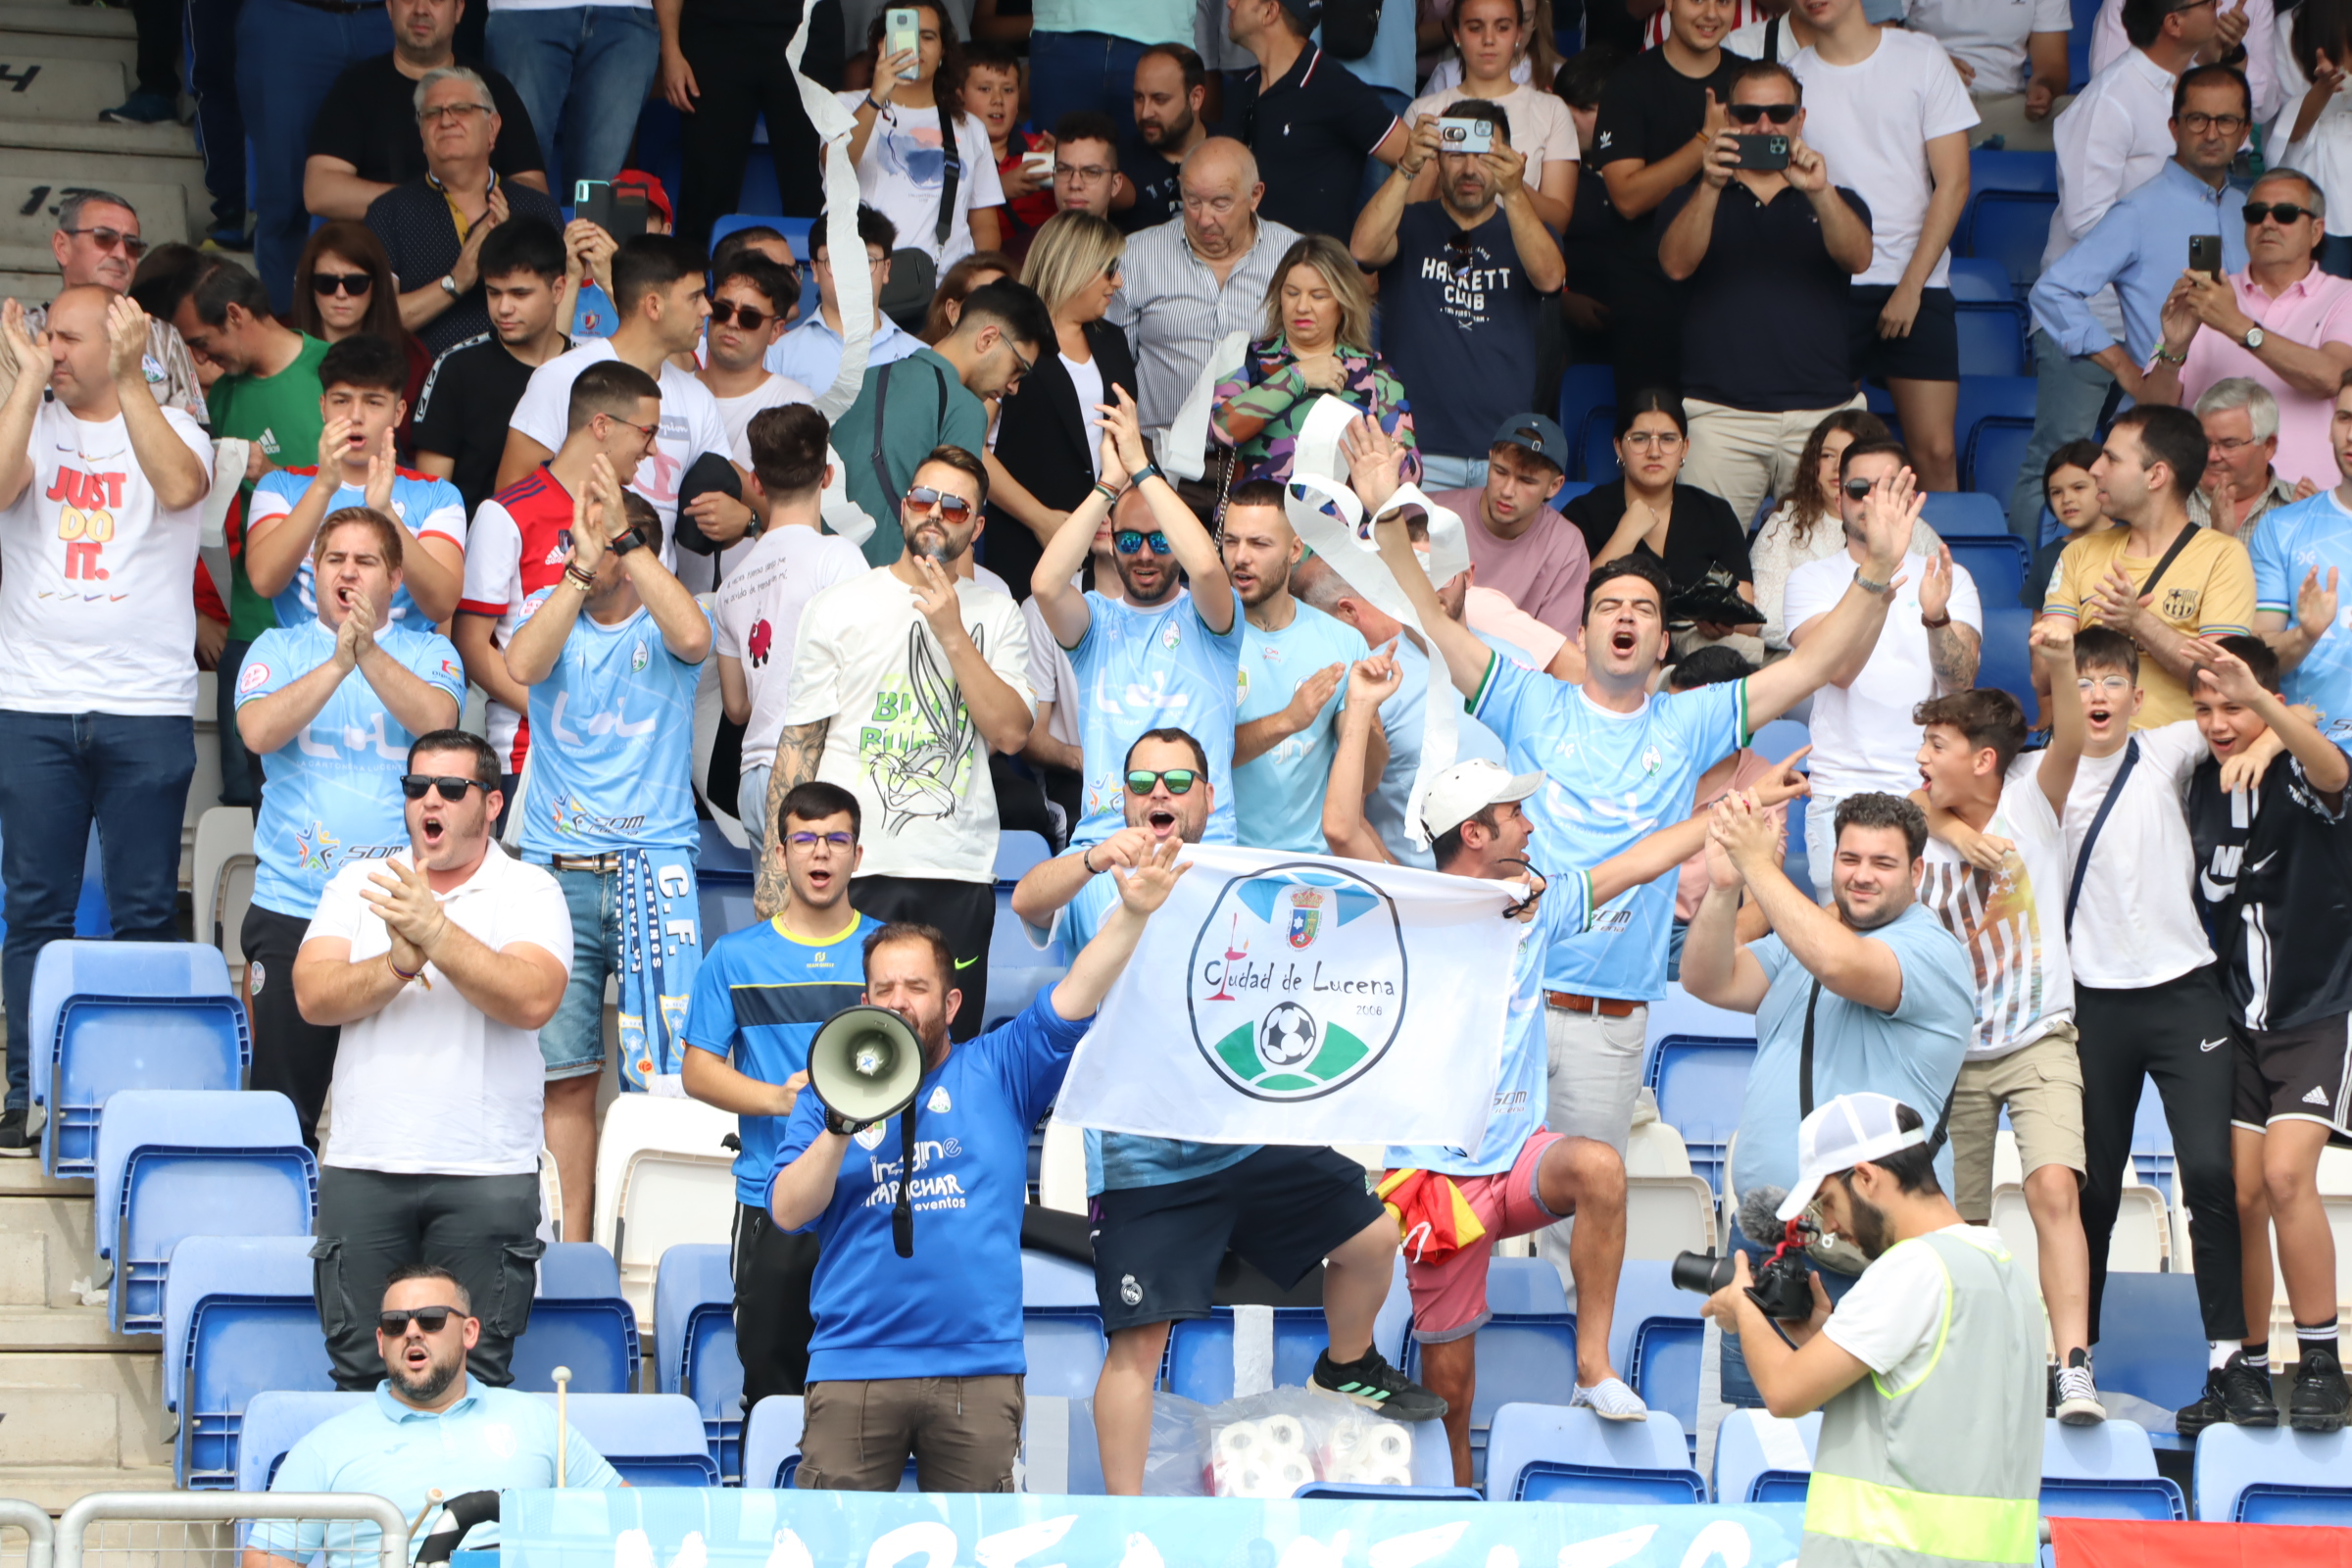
[2289,1346,2351,1433]
[2178,1350,2279,1435]
[1310,1348,1447,1423]
[0,1107,32,1157]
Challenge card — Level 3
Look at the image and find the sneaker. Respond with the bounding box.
[2288,1346,2351,1434]
[98,91,175,124]
[2178,1351,2278,1436]
[0,1107,31,1157]
[1310,1348,1447,1423]
[2054,1348,2106,1426]
[1571,1376,1649,1422]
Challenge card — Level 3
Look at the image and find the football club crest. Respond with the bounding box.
[631,639,651,673]
[1287,888,1323,949]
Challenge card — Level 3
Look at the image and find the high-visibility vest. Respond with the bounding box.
[1801,1228,2045,1568]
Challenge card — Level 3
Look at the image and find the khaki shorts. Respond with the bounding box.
[796,1374,1025,1493]
[1946,1022,2086,1224]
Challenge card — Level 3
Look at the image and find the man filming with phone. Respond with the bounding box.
[1658,62,1876,531]
[1699,1092,2045,1568]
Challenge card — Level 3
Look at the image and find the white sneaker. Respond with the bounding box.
[1572,1376,1649,1422]
[2055,1350,2106,1426]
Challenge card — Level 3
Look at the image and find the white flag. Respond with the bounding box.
[1053,844,1529,1149]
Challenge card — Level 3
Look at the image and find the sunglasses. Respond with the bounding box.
[2244,201,2317,226]
[904,485,974,523]
[401,774,487,802]
[709,299,777,330]
[60,225,147,258]
[378,1306,465,1335]
[786,830,856,848]
[1727,103,1797,124]
[1114,529,1172,555]
[312,270,373,297]
[1126,767,1200,795]
[1841,477,1880,499]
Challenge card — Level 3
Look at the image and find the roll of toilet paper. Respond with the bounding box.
[1258,1414,1306,1453]
[1273,1454,1314,1493]
[1361,1424,1411,1465]
[1212,1421,1262,1464]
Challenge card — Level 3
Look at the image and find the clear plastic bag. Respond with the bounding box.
[1202,1388,1415,1497]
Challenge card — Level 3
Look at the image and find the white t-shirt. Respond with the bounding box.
[712,522,870,757]
[1724,14,1802,61]
[838,95,1007,270]
[1790,29,1981,289]
[1919,753,2075,1059]
[1022,591,1084,750]
[1784,550,1984,800]
[0,398,212,716]
[2060,719,2213,989]
[1403,80,1580,193]
[704,370,817,585]
[784,565,1033,882]
[304,847,574,1176]
[1903,0,2069,97]
[506,338,731,564]
[1060,353,1104,479]
[1823,1224,2005,1387]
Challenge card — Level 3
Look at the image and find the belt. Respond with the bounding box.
[550,852,622,873]
[1544,990,1642,1018]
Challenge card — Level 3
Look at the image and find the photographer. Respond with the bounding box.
[1700,1093,2045,1565]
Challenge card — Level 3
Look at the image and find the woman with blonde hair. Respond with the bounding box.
[985,211,1137,596]
[1748,408,1941,655]
[1213,234,1416,487]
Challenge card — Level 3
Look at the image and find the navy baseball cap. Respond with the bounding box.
[1491,414,1568,471]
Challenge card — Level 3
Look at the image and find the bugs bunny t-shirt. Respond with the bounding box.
[784,564,1033,882]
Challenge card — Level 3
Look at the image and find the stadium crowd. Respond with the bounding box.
[12,0,2352,1511]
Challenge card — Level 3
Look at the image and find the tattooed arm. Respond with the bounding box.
[1928,621,1981,696]
[753,718,831,916]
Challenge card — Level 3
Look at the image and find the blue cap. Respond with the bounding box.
[1490,414,1568,470]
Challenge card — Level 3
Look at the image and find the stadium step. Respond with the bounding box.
[0,1160,101,1309]
[0,5,137,63]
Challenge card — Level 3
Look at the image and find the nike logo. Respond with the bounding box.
[2306,1086,2332,1105]
[954,956,979,970]
[2200,1038,2227,1052]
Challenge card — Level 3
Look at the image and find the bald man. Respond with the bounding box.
[1105,137,1302,443]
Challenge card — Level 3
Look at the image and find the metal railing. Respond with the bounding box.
[54,1494,405,1568]
[0,1499,56,1568]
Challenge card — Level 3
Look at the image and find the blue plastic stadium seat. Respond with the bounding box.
[2040,1416,2184,1520]
[985,894,1066,1027]
[1978,605,2038,708]
[1558,365,1616,475]
[1969,148,2060,196]
[1604,1260,1704,1458]
[1948,257,2018,303]
[1957,375,2039,454]
[33,941,249,1178]
[1955,304,2027,377]
[2094,1273,2209,1416]
[96,1090,316,1335]
[1645,1036,1755,1193]
[236,1392,368,1492]
[1579,408,1619,485]
[1941,532,2032,607]
[512,1242,641,1394]
[994,830,1053,884]
[1485,1405,1701,1502]
[165,1235,324,1488]
[1294,1482,1485,1502]
[1712,1408,1819,1503]
[534,1392,718,1486]
[1167,1308,1332,1405]
[1964,190,2060,290]
[2194,1423,2352,1522]
[1966,417,2035,505]
[1411,1259,1579,1443]
[1018,1250,1108,1400]
[2132,1077,2177,1200]
[741,1395,920,1491]
[1919,494,2012,545]
[654,1243,741,1480]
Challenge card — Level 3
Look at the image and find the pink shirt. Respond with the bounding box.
[1435,486,1592,640]
[2175,267,2352,489]
[1466,586,1567,670]
[1674,750,1788,921]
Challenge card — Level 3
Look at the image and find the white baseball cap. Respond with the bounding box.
[1777,1092,1929,1221]
[1420,759,1544,840]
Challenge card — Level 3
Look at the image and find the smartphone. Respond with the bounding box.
[2190,233,2224,278]
[1023,149,1055,177]
[886,7,920,79]
[573,178,613,234]
[1734,134,1790,172]
[1437,116,1494,155]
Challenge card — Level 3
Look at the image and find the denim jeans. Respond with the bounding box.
[0,712,196,1110]
[2008,328,2117,542]
[236,0,391,309]
[1026,29,1152,144]
[539,864,623,1078]
[1715,1227,1862,1407]
[184,0,247,229]
[487,5,662,196]
[737,763,770,864]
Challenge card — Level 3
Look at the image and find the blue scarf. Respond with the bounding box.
[616,848,701,1091]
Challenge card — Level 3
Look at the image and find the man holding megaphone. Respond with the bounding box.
[767,837,1189,1494]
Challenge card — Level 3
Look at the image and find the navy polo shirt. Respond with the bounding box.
[1655,178,1872,413]
[1240,47,1399,242]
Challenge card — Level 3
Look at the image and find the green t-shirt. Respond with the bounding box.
[831,346,987,567]
[206,333,328,641]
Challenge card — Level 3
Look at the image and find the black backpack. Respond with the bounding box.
[1321,0,1384,61]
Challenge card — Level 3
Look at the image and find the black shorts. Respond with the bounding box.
[2232,1013,2352,1140]
[1845,285,1959,384]
[850,874,995,1042]
[1089,1146,1385,1334]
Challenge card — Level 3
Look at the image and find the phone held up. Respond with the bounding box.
[2189,233,2224,280]
[1437,116,1494,156]
[1735,134,1790,172]
[886,7,920,79]
[572,180,647,239]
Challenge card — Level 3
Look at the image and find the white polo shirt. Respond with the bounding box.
[304,845,573,1177]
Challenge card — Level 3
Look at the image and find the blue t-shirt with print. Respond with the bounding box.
[685,911,882,1207]
[1471,655,1747,999]
[1064,588,1248,847]
[1730,902,1975,1200]
[2252,490,2352,741]
[518,601,712,858]
[236,619,467,918]
[249,466,466,630]
[1233,603,1370,852]
[774,988,1088,1382]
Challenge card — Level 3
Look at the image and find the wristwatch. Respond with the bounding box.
[437,274,460,299]
[608,528,642,558]
[2243,326,2267,352]
[1922,610,1951,629]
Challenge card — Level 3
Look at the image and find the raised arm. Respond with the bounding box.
[1049,838,1190,1017]
[1655,156,1725,283]
[502,471,602,686]
[1746,466,1920,724]
[2031,620,2084,811]
[1111,386,1235,632]
[108,298,207,511]
[2255,567,2337,672]
[0,304,50,512]
[1350,116,1440,268]
[1588,747,1812,907]
[245,418,367,598]
[1678,826,1772,1013]
[1344,416,1494,697]
[2192,636,2352,796]
[1011,825,1151,926]
[1714,791,1906,1011]
[1323,650,1402,865]
[1601,91,1728,220]
[1029,407,1125,648]
[1489,140,1565,295]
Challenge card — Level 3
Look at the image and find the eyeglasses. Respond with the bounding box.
[786,830,856,848]
[59,225,146,258]
[1623,430,1685,451]
[1727,102,1798,124]
[2179,111,2249,134]
[1113,528,1171,555]
[2209,435,2261,453]
[417,102,492,124]
[1055,163,1114,181]
[600,415,660,440]
[378,1306,466,1335]
[2078,674,2133,693]
[904,484,974,523]
[401,774,487,802]
[1006,342,1035,382]
[311,270,373,297]
[2244,200,2317,226]
[708,299,776,330]
[1841,477,1879,499]
[1125,767,1200,795]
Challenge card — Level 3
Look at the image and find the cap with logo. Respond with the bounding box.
[1419,758,1544,841]
[1777,1091,1929,1221]
[1491,414,1568,473]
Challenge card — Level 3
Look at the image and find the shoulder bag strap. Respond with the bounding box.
[1800,960,1963,1157]
[1764,14,1781,59]
[2064,734,2141,936]
[870,360,898,501]
[2137,524,2200,602]
[935,98,962,251]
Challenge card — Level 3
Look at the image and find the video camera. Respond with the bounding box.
[1670,1184,1819,1323]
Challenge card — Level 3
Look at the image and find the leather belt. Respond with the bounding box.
[550,853,622,873]
[1544,990,1642,1018]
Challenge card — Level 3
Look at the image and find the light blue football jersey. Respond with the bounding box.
[518,600,712,858]
[1064,588,1247,847]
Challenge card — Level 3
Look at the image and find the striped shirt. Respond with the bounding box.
[1105,213,1303,437]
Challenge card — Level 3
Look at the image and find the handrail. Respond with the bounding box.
[55,1492,407,1568]
[0,1497,56,1568]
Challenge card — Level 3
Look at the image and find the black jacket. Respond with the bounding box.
[984,318,1139,601]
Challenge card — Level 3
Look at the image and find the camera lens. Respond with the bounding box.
[1670,1250,1737,1297]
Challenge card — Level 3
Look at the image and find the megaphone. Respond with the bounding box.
[808,1004,924,1126]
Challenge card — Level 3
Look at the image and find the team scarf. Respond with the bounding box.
[616,848,700,1094]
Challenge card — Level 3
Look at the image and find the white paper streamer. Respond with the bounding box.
[783,13,871,424]
[817,440,876,544]
[1158,330,1248,478]
[1233,1303,1276,1397]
